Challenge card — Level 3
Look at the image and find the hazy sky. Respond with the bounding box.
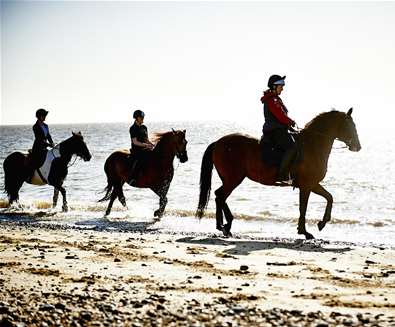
[1,1,395,130]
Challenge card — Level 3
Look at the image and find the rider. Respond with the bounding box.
[261,75,297,183]
[127,109,154,185]
[31,108,55,173]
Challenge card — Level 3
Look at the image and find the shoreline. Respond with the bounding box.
[1,221,394,326]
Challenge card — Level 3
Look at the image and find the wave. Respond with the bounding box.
[0,199,393,228]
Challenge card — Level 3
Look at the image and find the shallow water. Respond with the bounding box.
[1,121,394,246]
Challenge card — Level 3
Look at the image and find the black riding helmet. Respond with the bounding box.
[268,75,286,89]
[133,110,145,119]
[36,108,49,118]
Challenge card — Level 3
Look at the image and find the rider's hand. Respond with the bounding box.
[146,143,154,151]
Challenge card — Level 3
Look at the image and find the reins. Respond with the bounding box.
[294,128,348,150]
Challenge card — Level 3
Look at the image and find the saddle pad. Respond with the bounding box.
[30,147,61,185]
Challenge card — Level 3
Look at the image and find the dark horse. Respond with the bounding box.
[196,109,361,239]
[3,132,92,212]
[99,129,188,217]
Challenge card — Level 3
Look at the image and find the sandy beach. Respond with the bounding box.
[0,217,394,327]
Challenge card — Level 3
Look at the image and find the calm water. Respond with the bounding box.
[1,121,394,246]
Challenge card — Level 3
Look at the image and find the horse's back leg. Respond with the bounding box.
[53,188,59,208]
[215,177,244,237]
[105,186,118,217]
[297,187,314,239]
[117,183,127,207]
[312,184,333,231]
[104,182,123,216]
[214,186,225,231]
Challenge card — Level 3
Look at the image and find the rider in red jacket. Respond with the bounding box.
[261,75,297,183]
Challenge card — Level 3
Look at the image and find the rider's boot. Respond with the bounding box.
[127,159,138,186]
[277,147,297,184]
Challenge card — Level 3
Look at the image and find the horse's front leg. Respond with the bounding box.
[55,185,68,212]
[312,184,333,231]
[297,188,314,239]
[52,188,59,208]
[152,184,169,218]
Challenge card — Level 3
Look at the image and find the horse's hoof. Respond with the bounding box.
[221,227,232,238]
[305,232,315,240]
[317,221,326,231]
[154,210,163,218]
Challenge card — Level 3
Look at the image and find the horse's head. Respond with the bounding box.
[171,129,188,163]
[336,108,361,152]
[70,131,92,161]
[154,129,188,163]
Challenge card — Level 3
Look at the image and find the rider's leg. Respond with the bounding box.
[127,157,139,186]
[274,129,297,182]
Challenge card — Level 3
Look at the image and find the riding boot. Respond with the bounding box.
[127,159,138,186]
[277,146,297,182]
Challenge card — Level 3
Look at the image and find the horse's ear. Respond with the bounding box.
[171,128,176,134]
[72,131,76,136]
[347,108,353,116]
[183,129,186,135]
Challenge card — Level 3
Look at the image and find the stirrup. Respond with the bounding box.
[127,175,137,186]
[276,173,293,186]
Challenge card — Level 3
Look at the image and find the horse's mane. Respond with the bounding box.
[151,131,174,145]
[301,110,345,133]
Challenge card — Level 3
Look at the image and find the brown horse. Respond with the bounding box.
[196,109,361,239]
[99,129,188,217]
[3,132,92,211]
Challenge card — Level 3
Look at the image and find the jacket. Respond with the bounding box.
[261,90,295,133]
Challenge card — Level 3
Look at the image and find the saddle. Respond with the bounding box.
[260,132,302,168]
[27,147,61,185]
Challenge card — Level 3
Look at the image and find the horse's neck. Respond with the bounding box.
[302,124,336,165]
[153,140,176,164]
[58,141,73,164]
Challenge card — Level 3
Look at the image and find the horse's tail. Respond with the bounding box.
[98,157,113,202]
[3,156,12,198]
[196,142,216,218]
[3,152,25,203]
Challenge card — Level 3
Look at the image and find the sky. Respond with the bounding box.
[1,1,395,131]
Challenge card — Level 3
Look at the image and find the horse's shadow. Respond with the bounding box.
[75,218,160,233]
[0,210,160,234]
[176,236,353,255]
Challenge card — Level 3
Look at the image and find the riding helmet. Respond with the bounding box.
[36,108,49,118]
[133,110,145,119]
[267,75,286,89]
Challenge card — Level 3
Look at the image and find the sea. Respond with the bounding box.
[1,121,394,247]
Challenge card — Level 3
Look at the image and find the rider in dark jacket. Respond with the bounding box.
[127,110,154,185]
[261,75,297,183]
[31,108,54,170]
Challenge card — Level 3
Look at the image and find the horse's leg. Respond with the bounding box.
[52,188,59,208]
[312,184,333,231]
[214,187,225,231]
[152,184,170,218]
[297,188,314,239]
[55,185,68,212]
[105,187,118,217]
[216,180,242,238]
[117,183,127,208]
[8,179,24,207]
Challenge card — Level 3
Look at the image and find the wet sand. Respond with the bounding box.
[0,219,394,326]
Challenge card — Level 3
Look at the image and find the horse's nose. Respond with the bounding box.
[350,143,361,152]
